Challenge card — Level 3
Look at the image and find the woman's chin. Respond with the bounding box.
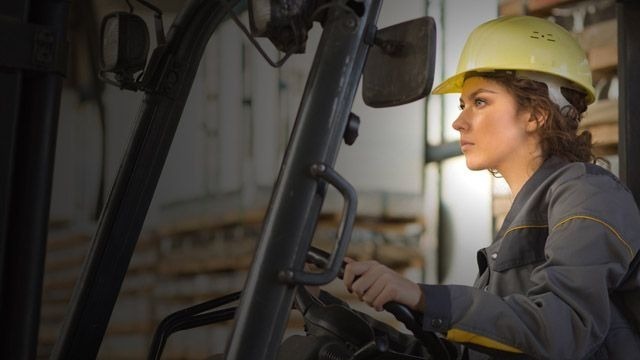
[464,158,487,171]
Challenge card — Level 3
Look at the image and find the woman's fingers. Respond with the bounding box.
[342,260,357,292]
[351,262,386,297]
[343,260,378,293]
[371,282,398,311]
[361,272,393,310]
[344,260,395,302]
[343,259,423,311]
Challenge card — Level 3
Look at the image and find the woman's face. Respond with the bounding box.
[452,76,539,175]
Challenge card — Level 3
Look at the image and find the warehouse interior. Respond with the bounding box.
[0,0,635,359]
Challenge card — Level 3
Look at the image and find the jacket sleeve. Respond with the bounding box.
[420,174,640,359]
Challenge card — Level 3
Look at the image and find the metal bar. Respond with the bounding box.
[50,1,240,358]
[425,141,462,163]
[0,0,69,358]
[224,2,383,359]
[617,0,640,204]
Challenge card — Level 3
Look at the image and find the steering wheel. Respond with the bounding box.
[302,246,456,360]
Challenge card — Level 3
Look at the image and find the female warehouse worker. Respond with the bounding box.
[343,16,640,359]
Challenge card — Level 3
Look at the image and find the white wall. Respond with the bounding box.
[426,0,498,285]
[337,0,427,197]
[152,2,430,224]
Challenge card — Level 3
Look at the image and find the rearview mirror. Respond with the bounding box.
[363,17,436,108]
[100,12,150,75]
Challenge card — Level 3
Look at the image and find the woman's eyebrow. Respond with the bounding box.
[460,88,498,102]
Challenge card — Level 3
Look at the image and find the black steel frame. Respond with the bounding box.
[617,0,640,203]
[0,0,69,359]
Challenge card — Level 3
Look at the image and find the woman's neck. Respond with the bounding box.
[500,156,543,198]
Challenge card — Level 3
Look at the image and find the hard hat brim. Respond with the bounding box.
[432,69,596,104]
[431,73,464,95]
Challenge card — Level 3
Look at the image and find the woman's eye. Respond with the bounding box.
[474,98,486,107]
[458,103,465,110]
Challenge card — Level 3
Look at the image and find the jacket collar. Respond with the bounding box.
[496,156,569,239]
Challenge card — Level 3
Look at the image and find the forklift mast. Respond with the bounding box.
[0,1,639,360]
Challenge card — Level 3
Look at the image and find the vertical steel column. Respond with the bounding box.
[617,0,640,204]
[224,2,382,359]
[0,0,29,317]
[0,1,69,359]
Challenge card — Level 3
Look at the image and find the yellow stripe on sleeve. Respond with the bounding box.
[552,215,634,258]
[447,328,523,353]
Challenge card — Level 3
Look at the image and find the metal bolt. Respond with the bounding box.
[344,17,358,31]
[310,163,326,176]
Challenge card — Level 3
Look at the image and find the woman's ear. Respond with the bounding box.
[526,109,547,133]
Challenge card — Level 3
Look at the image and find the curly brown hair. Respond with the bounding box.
[479,72,596,164]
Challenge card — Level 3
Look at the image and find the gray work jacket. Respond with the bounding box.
[421,157,640,359]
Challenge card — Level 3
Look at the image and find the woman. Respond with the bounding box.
[343,16,640,359]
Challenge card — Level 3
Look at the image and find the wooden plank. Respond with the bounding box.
[46,228,156,251]
[499,0,526,16]
[310,240,423,270]
[120,273,157,295]
[588,122,619,147]
[127,249,159,273]
[319,218,424,236]
[589,44,618,72]
[108,296,154,335]
[43,267,82,290]
[582,99,618,127]
[526,0,581,15]
[40,302,67,322]
[157,326,229,359]
[156,201,423,239]
[46,231,90,251]
[97,333,149,360]
[44,233,157,272]
[157,254,254,275]
[577,19,616,51]
[45,245,89,271]
[593,143,618,157]
[105,323,154,336]
[370,244,424,269]
[154,209,265,237]
[154,271,247,300]
[41,287,74,303]
[38,323,62,344]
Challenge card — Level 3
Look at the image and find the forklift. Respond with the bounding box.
[1,0,639,359]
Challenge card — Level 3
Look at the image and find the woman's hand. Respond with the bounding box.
[343,257,423,312]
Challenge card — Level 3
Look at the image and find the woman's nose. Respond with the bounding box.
[452,112,466,132]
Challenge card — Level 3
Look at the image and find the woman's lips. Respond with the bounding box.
[460,140,474,151]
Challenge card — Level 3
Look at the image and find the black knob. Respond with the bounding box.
[344,112,360,145]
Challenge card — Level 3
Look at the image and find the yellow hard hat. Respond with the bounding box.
[432,16,596,104]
